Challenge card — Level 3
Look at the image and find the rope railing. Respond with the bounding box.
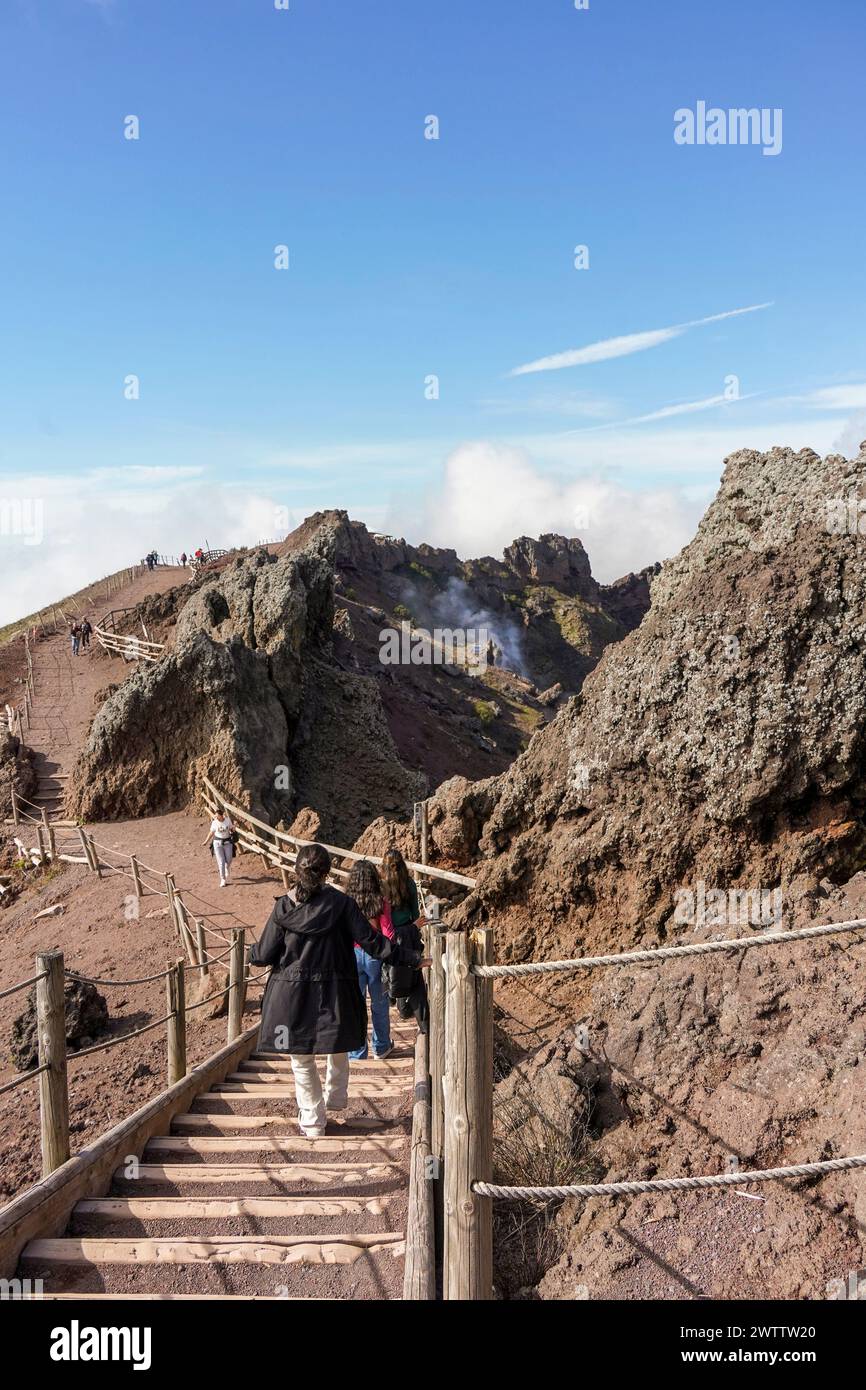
[0,970,48,1002]
[0,1064,49,1098]
[428,904,866,1300]
[473,1153,866,1202]
[65,966,171,988]
[471,917,866,978]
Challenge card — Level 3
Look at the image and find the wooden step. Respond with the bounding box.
[74,1196,387,1219]
[210,1082,407,1097]
[224,1071,411,1088]
[172,1112,406,1134]
[39,1292,310,1300]
[113,1162,402,1187]
[239,1060,413,1074]
[22,1233,406,1267]
[145,1134,404,1157]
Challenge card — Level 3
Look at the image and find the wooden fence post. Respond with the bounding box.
[166,959,187,1085]
[403,1030,436,1299]
[10,787,18,827]
[130,855,143,900]
[88,834,102,879]
[443,927,494,1300]
[36,951,70,1177]
[195,919,209,976]
[36,825,48,866]
[420,800,429,866]
[228,928,245,1042]
[428,921,446,1261]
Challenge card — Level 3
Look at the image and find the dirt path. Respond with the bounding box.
[24,565,188,792]
[1,564,290,1202]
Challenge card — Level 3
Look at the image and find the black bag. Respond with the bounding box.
[383,920,420,999]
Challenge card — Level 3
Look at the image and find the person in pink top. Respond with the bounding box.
[345,860,395,1060]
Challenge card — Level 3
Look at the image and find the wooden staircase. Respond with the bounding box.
[19,1026,418,1300]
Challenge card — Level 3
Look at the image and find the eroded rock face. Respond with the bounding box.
[0,728,36,821]
[69,516,421,840]
[422,446,866,961]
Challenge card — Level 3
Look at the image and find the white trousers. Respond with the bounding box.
[289,1053,350,1131]
[213,839,233,882]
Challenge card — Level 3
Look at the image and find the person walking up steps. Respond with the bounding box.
[79,618,92,651]
[345,859,397,1061]
[250,844,424,1137]
[69,621,81,656]
[202,806,236,887]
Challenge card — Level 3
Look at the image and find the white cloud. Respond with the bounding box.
[566,391,757,432]
[508,302,773,377]
[0,474,287,626]
[418,441,706,582]
[783,383,866,411]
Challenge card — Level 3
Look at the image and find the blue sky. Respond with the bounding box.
[1,0,865,620]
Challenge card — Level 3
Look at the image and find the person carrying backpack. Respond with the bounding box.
[380,847,429,1032]
[79,618,92,651]
[250,844,424,1137]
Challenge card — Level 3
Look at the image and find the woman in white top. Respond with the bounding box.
[203,809,235,887]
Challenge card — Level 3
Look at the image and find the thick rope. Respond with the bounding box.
[67,1011,176,1060]
[472,917,866,978]
[474,1152,866,1201]
[0,1063,49,1097]
[0,971,48,1001]
[65,967,170,987]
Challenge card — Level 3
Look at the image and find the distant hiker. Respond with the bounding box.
[79,618,92,651]
[203,807,236,887]
[381,847,429,1033]
[180,552,187,567]
[146,552,154,572]
[345,860,397,1060]
[69,621,82,656]
[250,844,423,1137]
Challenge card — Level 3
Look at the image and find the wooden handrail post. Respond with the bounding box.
[10,786,18,827]
[88,834,102,878]
[443,927,494,1300]
[228,928,245,1042]
[166,959,187,1085]
[76,826,91,868]
[420,799,429,865]
[36,951,70,1176]
[130,855,143,900]
[428,922,447,1184]
[195,919,209,976]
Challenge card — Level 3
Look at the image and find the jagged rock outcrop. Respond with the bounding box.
[70,517,422,840]
[418,445,866,961]
[0,728,36,821]
[11,978,109,1070]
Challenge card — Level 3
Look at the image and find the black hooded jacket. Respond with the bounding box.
[251,884,421,1055]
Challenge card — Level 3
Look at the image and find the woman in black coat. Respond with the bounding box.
[250,843,422,1137]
